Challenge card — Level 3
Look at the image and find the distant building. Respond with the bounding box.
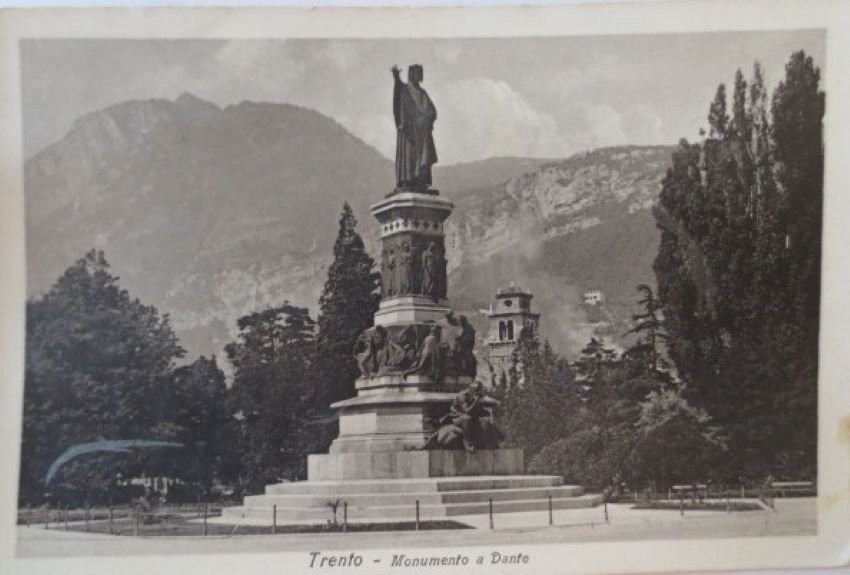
[583,289,604,306]
[485,283,540,387]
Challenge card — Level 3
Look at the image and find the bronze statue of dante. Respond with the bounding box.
[392,64,437,192]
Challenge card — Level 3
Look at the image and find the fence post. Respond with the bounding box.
[548,495,553,526]
[667,488,672,501]
[488,498,494,530]
[63,505,69,530]
[44,504,49,530]
[415,500,420,531]
[134,506,140,536]
[272,504,277,535]
[343,502,348,533]
[604,499,609,523]
[25,506,30,528]
[85,504,90,532]
[108,506,114,535]
[679,494,684,517]
[726,495,731,513]
[203,503,209,536]
[741,486,745,499]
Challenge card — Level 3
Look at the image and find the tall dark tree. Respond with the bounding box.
[708,83,730,138]
[765,51,824,476]
[21,250,185,504]
[225,304,316,492]
[312,203,381,408]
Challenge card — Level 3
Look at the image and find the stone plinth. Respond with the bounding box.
[328,372,490,454]
[308,449,524,480]
[374,295,451,326]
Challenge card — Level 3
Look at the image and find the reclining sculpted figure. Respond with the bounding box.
[422,381,504,451]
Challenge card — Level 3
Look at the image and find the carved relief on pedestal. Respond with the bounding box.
[379,232,447,300]
[353,312,477,380]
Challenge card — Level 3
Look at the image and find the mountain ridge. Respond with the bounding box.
[25,93,673,361]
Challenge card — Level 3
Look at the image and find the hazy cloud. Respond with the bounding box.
[23,32,825,160]
[440,77,569,161]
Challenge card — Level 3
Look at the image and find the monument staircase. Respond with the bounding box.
[225,189,601,525]
[224,476,601,522]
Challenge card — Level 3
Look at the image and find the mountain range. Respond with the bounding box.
[25,93,673,363]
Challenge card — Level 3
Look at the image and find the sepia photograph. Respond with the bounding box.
[0,2,848,574]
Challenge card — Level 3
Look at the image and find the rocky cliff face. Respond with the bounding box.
[25,94,672,361]
[444,146,672,354]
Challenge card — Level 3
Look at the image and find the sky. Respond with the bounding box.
[21,30,825,162]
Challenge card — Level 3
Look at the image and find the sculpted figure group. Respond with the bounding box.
[380,239,446,300]
[353,312,477,380]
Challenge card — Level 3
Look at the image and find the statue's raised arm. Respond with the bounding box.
[391,64,438,194]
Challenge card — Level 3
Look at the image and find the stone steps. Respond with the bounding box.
[222,493,602,522]
[245,484,584,508]
[223,476,599,524]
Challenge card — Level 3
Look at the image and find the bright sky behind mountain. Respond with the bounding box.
[22,31,824,162]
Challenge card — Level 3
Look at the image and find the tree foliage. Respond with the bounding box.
[525,283,722,491]
[21,250,185,503]
[500,328,582,462]
[653,51,823,480]
[159,356,235,492]
[225,304,316,492]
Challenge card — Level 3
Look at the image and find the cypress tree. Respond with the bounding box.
[313,203,381,407]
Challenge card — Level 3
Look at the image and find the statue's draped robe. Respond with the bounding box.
[421,246,437,297]
[394,79,437,190]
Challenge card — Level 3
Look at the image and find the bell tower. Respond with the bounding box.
[486,283,540,385]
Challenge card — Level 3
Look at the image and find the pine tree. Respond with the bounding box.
[313,203,380,407]
[622,284,668,373]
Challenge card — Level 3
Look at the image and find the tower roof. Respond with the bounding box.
[496,282,533,299]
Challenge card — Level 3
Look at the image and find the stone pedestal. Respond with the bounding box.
[333,190,478,461]
[325,374,477,454]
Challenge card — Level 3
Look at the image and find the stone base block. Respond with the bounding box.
[308,449,523,480]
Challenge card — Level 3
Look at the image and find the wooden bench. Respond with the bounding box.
[770,481,814,497]
[671,484,708,501]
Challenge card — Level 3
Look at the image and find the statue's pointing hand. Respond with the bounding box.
[391,65,401,78]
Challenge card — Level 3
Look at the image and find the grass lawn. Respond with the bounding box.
[55,514,472,536]
[631,501,762,512]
